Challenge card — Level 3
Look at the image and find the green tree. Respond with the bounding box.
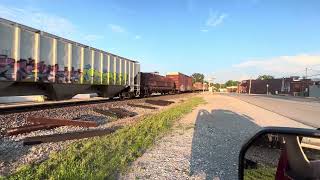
[257,75,274,80]
[213,83,225,89]
[192,73,205,83]
[225,80,239,87]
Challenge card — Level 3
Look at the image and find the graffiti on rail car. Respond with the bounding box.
[0,55,15,81]
[17,58,36,81]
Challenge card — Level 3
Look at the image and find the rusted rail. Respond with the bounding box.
[27,117,98,127]
[6,124,60,136]
[23,127,121,145]
[127,103,158,109]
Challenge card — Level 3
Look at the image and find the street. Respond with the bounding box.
[227,93,320,128]
[122,94,312,180]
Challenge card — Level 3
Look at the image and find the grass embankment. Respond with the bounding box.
[9,97,205,180]
[244,166,276,180]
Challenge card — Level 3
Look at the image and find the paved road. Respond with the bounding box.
[226,93,320,128]
[122,94,310,180]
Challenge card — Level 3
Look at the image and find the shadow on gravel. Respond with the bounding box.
[189,109,261,180]
[0,138,31,176]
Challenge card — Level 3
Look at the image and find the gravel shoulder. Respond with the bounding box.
[121,94,311,180]
[0,94,192,176]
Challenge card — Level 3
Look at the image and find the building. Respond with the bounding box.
[238,77,313,96]
[290,78,313,96]
[309,84,320,97]
[238,79,284,94]
[226,86,238,93]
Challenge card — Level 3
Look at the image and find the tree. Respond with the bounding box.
[225,80,239,87]
[257,75,274,80]
[191,73,204,83]
[213,83,225,89]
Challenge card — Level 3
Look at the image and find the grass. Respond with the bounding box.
[8,97,205,180]
[244,166,276,180]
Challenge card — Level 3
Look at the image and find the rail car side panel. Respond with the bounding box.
[0,22,15,81]
[166,72,192,92]
[19,29,37,82]
[140,72,172,96]
[56,40,69,83]
[39,36,55,83]
[102,53,108,85]
[71,45,82,84]
[82,48,91,84]
[93,51,100,84]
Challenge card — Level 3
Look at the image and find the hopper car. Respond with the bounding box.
[0,18,140,100]
[0,18,195,101]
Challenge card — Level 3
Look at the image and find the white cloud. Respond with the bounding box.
[108,24,141,41]
[233,54,320,75]
[213,69,251,83]
[200,29,209,32]
[108,24,126,33]
[0,5,76,38]
[0,4,105,46]
[206,9,228,27]
[134,35,141,40]
[83,34,104,42]
[214,54,320,83]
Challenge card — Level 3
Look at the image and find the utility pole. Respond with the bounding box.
[305,67,308,79]
[249,79,252,94]
[202,78,204,93]
[304,67,309,97]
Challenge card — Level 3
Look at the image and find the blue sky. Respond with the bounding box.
[0,0,320,82]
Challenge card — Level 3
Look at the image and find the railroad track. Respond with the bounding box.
[0,93,188,115]
[0,92,194,175]
[0,97,119,115]
[0,93,189,143]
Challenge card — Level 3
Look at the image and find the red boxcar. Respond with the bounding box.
[193,82,208,91]
[166,72,192,92]
[140,72,175,96]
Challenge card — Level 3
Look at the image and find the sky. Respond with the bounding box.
[0,0,320,83]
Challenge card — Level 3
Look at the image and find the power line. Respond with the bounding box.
[308,73,320,78]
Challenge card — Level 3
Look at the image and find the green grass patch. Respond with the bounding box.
[244,166,276,180]
[8,97,205,180]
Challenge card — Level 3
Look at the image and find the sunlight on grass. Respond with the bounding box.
[9,97,205,180]
[244,166,276,180]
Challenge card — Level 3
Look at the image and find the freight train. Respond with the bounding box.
[0,18,193,100]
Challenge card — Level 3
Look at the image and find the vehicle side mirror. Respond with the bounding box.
[239,127,320,180]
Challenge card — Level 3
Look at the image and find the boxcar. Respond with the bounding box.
[193,82,208,91]
[140,72,174,97]
[0,18,140,100]
[166,72,192,92]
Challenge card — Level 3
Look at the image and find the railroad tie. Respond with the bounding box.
[23,126,121,145]
[27,117,98,127]
[6,124,60,136]
[127,103,158,110]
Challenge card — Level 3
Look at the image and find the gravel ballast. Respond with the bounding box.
[0,94,193,176]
